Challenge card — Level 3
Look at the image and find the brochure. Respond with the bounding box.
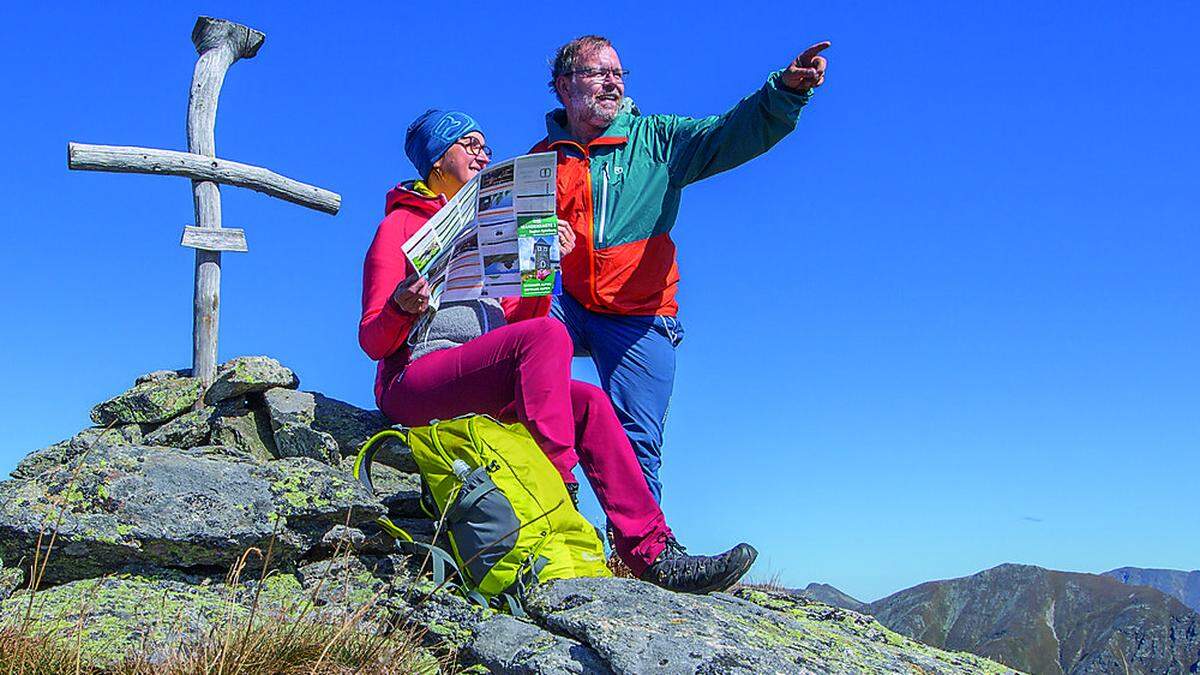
[401,151,560,306]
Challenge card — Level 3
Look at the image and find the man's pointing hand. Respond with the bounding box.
[782,41,830,91]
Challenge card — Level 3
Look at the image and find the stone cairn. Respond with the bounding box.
[0,358,1017,674]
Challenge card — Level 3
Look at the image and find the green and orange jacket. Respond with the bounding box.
[531,71,813,317]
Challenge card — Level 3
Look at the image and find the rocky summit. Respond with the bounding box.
[0,357,1020,673]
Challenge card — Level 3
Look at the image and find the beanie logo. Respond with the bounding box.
[432,114,468,142]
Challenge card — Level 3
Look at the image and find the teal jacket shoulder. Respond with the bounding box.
[609,69,813,188]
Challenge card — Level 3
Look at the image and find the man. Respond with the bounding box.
[532,36,830,503]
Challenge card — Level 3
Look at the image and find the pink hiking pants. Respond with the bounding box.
[380,317,670,575]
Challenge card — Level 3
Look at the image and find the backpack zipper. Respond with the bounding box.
[597,161,610,248]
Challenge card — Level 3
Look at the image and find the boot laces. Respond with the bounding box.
[660,536,689,559]
[655,536,715,586]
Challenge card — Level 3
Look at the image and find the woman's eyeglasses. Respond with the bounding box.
[456,138,493,160]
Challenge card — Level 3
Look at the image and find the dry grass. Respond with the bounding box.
[1,537,441,675]
[733,569,788,594]
[0,429,444,675]
[0,622,105,674]
[1,619,437,675]
[606,553,637,579]
[129,620,435,675]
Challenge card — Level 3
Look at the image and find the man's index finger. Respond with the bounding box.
[798,41,832,62]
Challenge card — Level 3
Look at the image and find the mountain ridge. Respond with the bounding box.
[1104,566,1200,613]
[864,562,1200,674]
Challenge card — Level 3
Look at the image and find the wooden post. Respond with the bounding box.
[188,17,265,388]
[66,17,339,389]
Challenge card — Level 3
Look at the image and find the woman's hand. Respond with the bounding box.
[557,219,577,257]
[392,275,431,314]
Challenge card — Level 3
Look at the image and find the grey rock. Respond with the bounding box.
[526,577,1015,675]
[371,434,419,474]
[210,400,276,461]
[321,524,367,550]
[370,464,425,518]
[0,444,384,585]
[188,444,258,459]
[135,368,191,385]
[12,424,151,479]
[0,561,24,600]
[294,553,413,628]
[311,393,404,464]
[260,388,340,464]
[392,579,489,650]
[144,406,213,448]
[352,521,404,553]
[465,613,613,674]
[204,356,299,404]
[91,377,204,425]
[264,387,316,426]
[12,440,75,479]
[297,553,409,603]
[274,424,341,465]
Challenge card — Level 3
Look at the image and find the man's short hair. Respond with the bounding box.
[548,35,613,102]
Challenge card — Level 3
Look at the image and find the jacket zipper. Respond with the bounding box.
[598,161,610,248]
[551,139,603,308]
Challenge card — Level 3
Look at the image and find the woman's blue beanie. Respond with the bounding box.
[404,109,481,179]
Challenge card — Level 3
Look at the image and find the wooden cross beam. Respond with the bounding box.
[66,17,340,388]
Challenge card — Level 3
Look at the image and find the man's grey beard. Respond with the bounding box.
[570,90,621,125]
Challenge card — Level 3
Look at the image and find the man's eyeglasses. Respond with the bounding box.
[455,137,493,160]
[565,67,630,82]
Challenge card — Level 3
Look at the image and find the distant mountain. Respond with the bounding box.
[802,582,867,613]
[1105,567,1200,613]
[867,563,1200,675]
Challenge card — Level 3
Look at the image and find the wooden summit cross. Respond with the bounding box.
[67,16,340,388]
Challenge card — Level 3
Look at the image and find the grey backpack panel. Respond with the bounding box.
[445,465,520,586]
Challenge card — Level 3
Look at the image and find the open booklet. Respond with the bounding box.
[402,151,560,308]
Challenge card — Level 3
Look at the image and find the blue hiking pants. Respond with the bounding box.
[550,292,684,503]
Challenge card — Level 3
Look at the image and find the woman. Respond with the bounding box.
[360,109,755,594]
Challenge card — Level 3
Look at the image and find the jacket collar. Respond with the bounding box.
[385,180,446,216]
[543,108,630,152]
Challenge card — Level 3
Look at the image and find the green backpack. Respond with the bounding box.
[353,415,611,601]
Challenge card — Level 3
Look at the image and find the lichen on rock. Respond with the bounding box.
[144,405,213,448]
[525,577,1020,674]
[0,570,239,665]
[0,560,25,601]
[209,399,277,461]
[12,424,150,479]
[90,376,204,425]
[0,445,383,585]
[204,356,299,404]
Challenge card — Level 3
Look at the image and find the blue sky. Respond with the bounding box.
[1,1,1196,602]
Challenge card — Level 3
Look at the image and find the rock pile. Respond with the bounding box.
[0,357,1020,673]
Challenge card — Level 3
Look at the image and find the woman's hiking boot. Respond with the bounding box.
[640,537,757,594]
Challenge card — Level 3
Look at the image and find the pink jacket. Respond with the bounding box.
[359,183,549,406]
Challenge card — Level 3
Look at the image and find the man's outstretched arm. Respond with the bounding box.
[667,41,830,187]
